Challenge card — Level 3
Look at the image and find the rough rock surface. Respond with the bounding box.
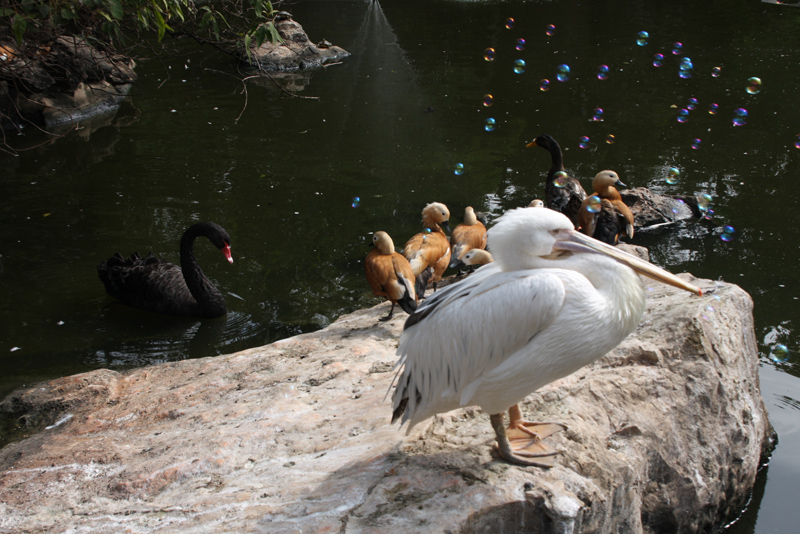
[0,34,136,130]
[621,187,704,230]
[244,13,351,72]
[0,272,772,534]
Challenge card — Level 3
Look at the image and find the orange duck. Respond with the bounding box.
[449,206,487,270]
[403,202,451,297]
[578,170,635,245]
[364,231,418,321]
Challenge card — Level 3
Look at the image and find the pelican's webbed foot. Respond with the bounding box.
[489,405,567,468]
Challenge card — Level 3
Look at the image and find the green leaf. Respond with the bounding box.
[267,21,284,45]
[0,8,13,17]
[12,15,27,46]
[109,0,124,20]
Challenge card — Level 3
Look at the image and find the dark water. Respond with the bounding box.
[1,0,799,530]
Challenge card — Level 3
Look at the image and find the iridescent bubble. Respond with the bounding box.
[484,48,496,61]
[691,138,702,150]
[704,208,715,221]
[514,59,526,74]
[546,24,556,36]
[586,195,602,213]
[652,53,664,67]
[592,107,604,121]
[795,134,800,149]
[671,198,686,214]
[505,18,515,29]
[482,94,494,107]
[687,97,698,110]
[708,103,719,115]
[666,168,680,185]
[720,225,736,242]
[637,31,649,46]
[351,196,361,208]
[539,79,551,91]
[732,108,748,126]
[579,136,590,149]
[606,134,616,144]
[678,57,693,79]
[672,42,683,55]
[746,77,762,95]
[516,38,527,51]
[484,118,497,132]
[454,163,465,176]
[769,344,789,363]
[711,66,722,77]
[697,193,712,211]
[597,64,610,81]
[677,109,690,123]
[556,64,571,82]
[553,171,570,187]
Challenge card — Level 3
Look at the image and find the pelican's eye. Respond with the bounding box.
[550,230,560,237]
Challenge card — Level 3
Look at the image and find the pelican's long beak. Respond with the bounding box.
[554,230,702,296]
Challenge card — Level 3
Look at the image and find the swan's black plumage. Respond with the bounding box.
[97,222,232,318]
[526,134,587,228]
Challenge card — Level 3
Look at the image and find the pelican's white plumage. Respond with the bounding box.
[391,207,701,466]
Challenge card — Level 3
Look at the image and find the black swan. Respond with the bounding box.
[525,134,587,228]
[97,222,233,318]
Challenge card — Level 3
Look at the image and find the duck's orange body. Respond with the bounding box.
[365,231,418,321]
[403,202,451,297]
[578,170,635,245]
[449,206,487,269]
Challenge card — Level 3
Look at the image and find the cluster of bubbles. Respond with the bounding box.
[597,65,610,80]
[351,196,361,208]
[579,136,591,149]
[553,171,570,187]
[514,59,526,74]
[586,196,602,213]
[557,64,571,82]
[679,57,694,79]
[484,118,497,132]
[591,108,604,121]
[769,344,790,363]
[454,163,465,176]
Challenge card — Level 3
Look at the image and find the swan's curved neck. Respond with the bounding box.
[180,226,226,317]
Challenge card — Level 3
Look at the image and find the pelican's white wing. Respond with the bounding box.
[391,266,567,430]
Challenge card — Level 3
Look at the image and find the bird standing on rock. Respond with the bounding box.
[526,134,587,227]
[403,202,451,298]
[449,206,487,270]
[364,231,418,321]
[391,207,702,467]
[578,170,635,245]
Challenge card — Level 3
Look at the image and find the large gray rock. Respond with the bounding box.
[0,273,772,533]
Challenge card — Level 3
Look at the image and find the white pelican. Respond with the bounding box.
[390,207,702,467]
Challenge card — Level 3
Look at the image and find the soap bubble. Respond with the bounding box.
[704,208,715,221]
[672,42,683,55]
[666,168,680,185]
[514,59,526,74]
[484,118,497,132]
[652,53,664,67]
[539,79,551,91]
[795,134,800,149]
[579,136,590,149]
[691,138,702,150]
[697,193,712,211]
[546,24,556,36]
[732,108,748,126]
[454,163,465,176]
[597,64,610,80]
[711,66,722,77]
[769,344,789,363]
[351,196,361,208]
[484,48,496,61]
[553,171,570,187]
[687,97,698,110]
[708,103,719,115]
[720,225,735,242]
[606,134,616,144]
[482,94,494,107]
[637,31,649,46]
[746,77,762,95]
[586,195,602,213]
[556,64,571,82]
[679,57,693,79]
[516,38,527,51]
[671,198,686,214]
[505,18,515,29]
[591,107,604,121]
[677,109,690,123]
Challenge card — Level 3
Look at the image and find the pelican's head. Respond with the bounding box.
[422,202,451,233]
[592,170,626,191]
[372,231,395,255]
[487,208,702,295]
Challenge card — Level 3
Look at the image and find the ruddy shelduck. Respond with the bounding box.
[449,206,487,270]
[578,170,635,245]
[365,231,418,321]
[403,202,451,298]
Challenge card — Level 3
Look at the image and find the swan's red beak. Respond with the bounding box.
[222,243,233,264]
